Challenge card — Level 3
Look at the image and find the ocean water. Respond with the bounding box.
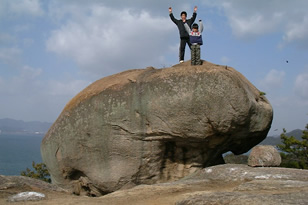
[0,134,44,176]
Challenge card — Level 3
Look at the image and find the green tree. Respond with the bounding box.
[277,124,308,169]
[21,161,51,183]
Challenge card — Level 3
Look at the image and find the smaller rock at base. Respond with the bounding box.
[248,145,281,167]
[7,192,46,202]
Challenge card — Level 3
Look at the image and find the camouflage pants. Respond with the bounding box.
[191,44,201,65]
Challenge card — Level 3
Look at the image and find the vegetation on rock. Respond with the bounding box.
[278,124,308,169]
[259,91,266,96]
[21,161,51,183]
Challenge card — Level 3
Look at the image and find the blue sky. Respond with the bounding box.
[0,0,307,136]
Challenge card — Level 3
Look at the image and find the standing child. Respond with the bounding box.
[184,20,203,65]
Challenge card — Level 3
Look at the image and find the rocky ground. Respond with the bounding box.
[1,164,308,205]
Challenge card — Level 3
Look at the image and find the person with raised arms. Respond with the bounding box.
[169,6,197,63]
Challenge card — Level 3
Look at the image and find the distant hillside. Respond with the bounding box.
[0,118,52,135]
[261,129,304,146]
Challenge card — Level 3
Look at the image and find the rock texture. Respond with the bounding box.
[175,164,308,205]
[177,191,308,205]
[248,145,281,167]
[224,153,248,164]
[0,175,67,204]
[7,192,46,202]
[0,175,67,192]
[1,165,307,204]
[41,60,273,195]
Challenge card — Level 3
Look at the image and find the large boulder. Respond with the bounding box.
[248,145,281,167]
[41,60,273,195]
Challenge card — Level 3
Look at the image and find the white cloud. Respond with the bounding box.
[2,66,42,95]
[20,65,42,79]
[22,38,34,47]
[294,72,308,101]
[49,79,89,96]
[260,69,285,90]
[282,16,308,49]
[203,0,308,48]
[7,65,87,97]
[0,64,89,122]
[12,24,31,33]
[47,0,188,19]
[220,1,283,39]
[267,94,308,136]
[7,0,44,16]
[0,33,16,44]
[46,5,174,77]
[266,69,308,135]
[46,0,190,31]
[0,47,22,65]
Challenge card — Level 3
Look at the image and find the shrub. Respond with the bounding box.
[259,91,266,96]
[21,161,51,183]
[277,125,308,169]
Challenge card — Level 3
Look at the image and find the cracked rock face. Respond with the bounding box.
[41,61,273,195]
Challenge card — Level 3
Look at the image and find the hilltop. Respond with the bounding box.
[261,129,304,146]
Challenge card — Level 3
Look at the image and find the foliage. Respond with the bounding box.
[277,124,308,169]
[259,91,266,96]
[21,161,51,183]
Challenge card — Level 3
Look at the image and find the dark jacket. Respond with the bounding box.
[169,12,197,38]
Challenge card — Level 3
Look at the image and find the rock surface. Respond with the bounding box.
[176,164,308,205]
[1,165,307,205]
[41,60,273,194]
[248,145,281,167]
[7,192,46,202]
[0,175,67,204]
[0,175,67,192]
[224,153,248,164]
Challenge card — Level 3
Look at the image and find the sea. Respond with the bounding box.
[0,134,44,176]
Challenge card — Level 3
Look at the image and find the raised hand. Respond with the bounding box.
[194,6,197,12]
[169,7,172,13]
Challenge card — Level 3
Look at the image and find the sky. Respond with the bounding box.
[0,0,307,136]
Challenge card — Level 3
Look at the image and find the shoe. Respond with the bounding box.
[179,60,184,63]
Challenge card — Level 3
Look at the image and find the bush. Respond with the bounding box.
[277,124,308,169]
[21,161,51,183]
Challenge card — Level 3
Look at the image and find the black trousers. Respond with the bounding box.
[179,37,191,61]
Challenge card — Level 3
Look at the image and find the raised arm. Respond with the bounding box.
[188,6,197,24]
[199,20,204,33]
[184,23,191,34]
[169,7,178,24]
